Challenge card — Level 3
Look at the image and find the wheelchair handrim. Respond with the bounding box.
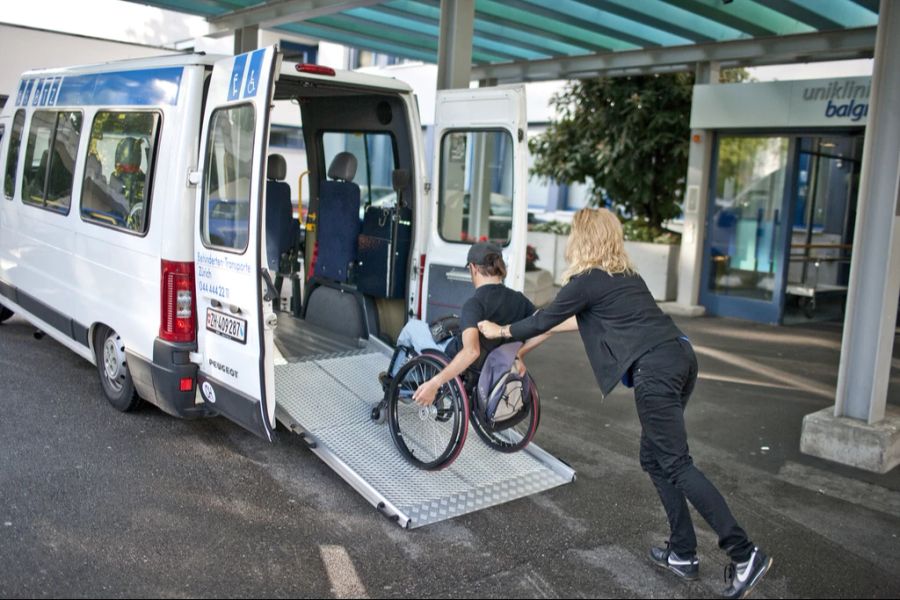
[388,354,470,470]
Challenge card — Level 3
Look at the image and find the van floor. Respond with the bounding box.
[273,313,366,362]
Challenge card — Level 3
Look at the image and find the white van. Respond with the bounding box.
[0,47,572,527]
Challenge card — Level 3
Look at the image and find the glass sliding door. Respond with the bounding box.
[701,135,794,323]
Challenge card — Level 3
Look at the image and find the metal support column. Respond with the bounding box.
[801,0,900,473]
[834,0,900,425]
[674,62,719,314]
[234,25,259,55]
[436,0,474,90]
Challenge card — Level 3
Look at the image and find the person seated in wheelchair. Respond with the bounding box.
[398,241,536,407]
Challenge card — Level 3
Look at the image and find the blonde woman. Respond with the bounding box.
[479,208,771,599]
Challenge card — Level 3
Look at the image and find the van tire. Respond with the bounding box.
[0,304,13,323]
[94,325,141,412]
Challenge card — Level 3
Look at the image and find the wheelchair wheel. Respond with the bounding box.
[471,376,540,453]
[387,352,469,470]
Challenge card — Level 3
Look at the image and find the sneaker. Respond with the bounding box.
[722,547,773,599]
[649,542,700,581]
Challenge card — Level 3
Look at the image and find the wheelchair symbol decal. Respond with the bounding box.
[231,72,241,98]
[228,53,249,101]
[243,49,266,99]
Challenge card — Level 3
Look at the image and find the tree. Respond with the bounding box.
[530,72,695,236]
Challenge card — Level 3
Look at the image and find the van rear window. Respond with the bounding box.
[3,110,25,199]
[22,110,83,215]
[81,111,160,234]
[438,130,514,246]
[201,104,255,252]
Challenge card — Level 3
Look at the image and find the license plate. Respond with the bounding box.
[206,308,247,344]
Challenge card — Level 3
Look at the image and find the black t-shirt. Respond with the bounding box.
[450,283,536,368]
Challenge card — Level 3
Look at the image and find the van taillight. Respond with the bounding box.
[160,260,196,343]
[296,63,336,76]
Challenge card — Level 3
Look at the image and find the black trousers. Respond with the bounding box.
[632,337,754,562]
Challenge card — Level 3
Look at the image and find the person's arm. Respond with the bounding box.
[515,315,578,359]
[480,278,590,341]
[412,327,480,406]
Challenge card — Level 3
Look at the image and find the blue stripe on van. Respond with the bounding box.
[20,80,34,107]
[18,67,183,107]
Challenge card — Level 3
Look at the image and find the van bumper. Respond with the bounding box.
[127,339,211,418]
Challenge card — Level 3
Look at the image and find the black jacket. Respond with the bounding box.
[509,268,684,397]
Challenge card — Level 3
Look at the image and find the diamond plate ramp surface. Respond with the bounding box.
[275,351,575,528]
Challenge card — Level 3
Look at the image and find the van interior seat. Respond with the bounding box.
[264,153,298,272]
[313,152,360,283]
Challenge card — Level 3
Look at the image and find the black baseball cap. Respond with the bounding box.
[466,241,503,266]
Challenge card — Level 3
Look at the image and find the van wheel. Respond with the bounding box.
[94,326,141,412]
[0,304,13,323]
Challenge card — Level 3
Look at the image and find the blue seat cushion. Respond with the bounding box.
[314,180,361,282]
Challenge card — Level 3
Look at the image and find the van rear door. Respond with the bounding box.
[194,47,280,440]
[422,86,529,322]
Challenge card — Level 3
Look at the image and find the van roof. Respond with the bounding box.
[20,52,412,94]
[20,52,219,79]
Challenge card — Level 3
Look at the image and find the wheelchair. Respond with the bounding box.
[371,345,541,471]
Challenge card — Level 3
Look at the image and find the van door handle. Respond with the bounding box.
[445,269,472,283]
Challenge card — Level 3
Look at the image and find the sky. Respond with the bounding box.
[0,0,874,80]
[0,0,210,46]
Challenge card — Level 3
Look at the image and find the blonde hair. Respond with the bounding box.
[562,208,636,283]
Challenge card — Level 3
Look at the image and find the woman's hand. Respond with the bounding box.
[514,356,526,376]
[478,320,503,339]
[412,377,441,406]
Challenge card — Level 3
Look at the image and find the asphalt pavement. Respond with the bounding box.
[1,313,898,598]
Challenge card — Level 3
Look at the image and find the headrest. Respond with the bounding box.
[267,154,287,181]
[115,137,141,168]
[328,152,358,183]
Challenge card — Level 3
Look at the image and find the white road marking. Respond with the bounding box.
[319,545,368,599]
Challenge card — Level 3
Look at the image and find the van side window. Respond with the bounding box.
[3,110,25,199]
[22,110,83,215]
[438,130,514,246]
[202,104,255,252]
[322,132,397,215]
[81,111,160,234]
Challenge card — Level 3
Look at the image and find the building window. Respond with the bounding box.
[348,48,402,70]
[281,41,318,64]
[270,125,304,150]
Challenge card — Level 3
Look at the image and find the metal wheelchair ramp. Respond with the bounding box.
[274,347,576,528]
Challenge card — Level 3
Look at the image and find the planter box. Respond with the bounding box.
[624,240,680,301]
[527,230,568,285]
[527,231,680,301]
[523,269,556,307]
[527,231,558,274]
[554,236,568,285]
